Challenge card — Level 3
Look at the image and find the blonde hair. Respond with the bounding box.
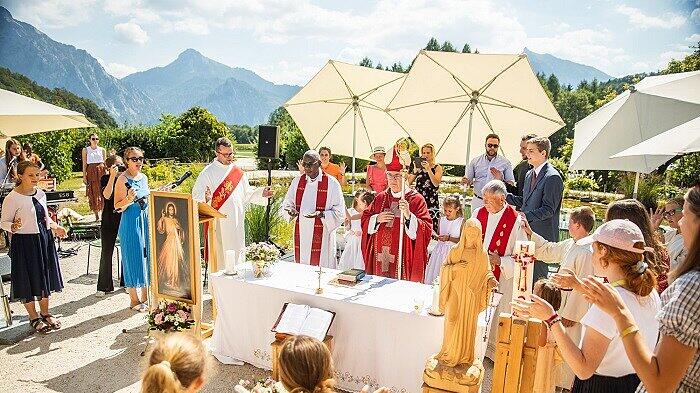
[278,335,336,393]
[123,146,144,161]
[442,195,463,218]
[593,241,657,297]
[141,333,207,393]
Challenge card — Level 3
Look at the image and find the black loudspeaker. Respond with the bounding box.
[258,125,280,159]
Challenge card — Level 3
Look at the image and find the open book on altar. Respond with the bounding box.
[271,303,335,342]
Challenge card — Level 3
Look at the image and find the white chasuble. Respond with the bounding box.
[281,174,344,268]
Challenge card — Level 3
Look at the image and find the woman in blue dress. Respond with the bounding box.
[0,161,67,333]
[114,147,150,312]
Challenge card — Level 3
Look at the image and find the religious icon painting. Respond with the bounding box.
[148,191,198,304]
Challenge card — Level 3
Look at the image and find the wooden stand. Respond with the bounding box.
[422,383,479,393]
[197,202,226,338]
[270,334,334,380]
[491,313,542,393]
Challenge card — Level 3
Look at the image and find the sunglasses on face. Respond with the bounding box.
[662,208,682,218]
[91,137,99,141]
[127,156,144,162]
[487,143,499,149]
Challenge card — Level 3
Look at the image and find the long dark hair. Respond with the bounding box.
[4,138,20,166]
[671,186,700,281]
[605,199,667,277]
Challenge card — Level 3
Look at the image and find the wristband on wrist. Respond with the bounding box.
[620,325,639,339]
[544,313,561,329]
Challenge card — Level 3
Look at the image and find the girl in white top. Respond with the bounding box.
[82,133,106,221]
[512,219,661,393]
[0,161,67,334]
[424,195,463,284]
[339,190,374,271]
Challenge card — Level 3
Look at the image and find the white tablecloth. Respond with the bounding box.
[210,261,445,392]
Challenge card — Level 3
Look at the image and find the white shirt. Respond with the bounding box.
[580,288,661,377]
[85,146,104,164]
[663,229,686,271]
[533,161,547,177]
[466,154,515,198]
[367,186,419,240]
[0,189,54,234]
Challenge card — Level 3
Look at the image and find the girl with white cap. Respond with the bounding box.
[512,219,661,393]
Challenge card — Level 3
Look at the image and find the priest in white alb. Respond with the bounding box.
[192,137,272,272]
[470,179,527,360]
[281,150,344,268]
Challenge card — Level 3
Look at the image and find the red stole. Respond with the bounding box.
[293,173,329,266]
[360,190,432,282]
[203,166,244,262]
[476,205,517,281]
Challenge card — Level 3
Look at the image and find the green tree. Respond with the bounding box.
[546,74,561,101]
[461,43,472,53]
[391,62,405,73]
[359,57,373,68]
[375,62,383,70]
[266,107,309,169]
[172,107,228,162]
[21,130,73,182]
[663,42,700,73]
[425,37,440,51]
[440,41,456,52]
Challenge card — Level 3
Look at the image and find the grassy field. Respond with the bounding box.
[236,143,256,158]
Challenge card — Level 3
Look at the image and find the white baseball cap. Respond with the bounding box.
[577,219,653,254]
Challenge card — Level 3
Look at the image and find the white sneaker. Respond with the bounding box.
[95,291,106,297]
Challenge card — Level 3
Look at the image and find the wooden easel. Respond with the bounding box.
[196,202,226,338]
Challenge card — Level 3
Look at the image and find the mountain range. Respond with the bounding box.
[0,6,616,125]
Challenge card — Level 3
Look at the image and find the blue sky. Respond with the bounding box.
[3,0,698,85]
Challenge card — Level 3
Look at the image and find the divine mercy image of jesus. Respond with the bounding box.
[155,200,192,301]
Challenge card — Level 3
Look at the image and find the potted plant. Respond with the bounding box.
[245,242,281,277]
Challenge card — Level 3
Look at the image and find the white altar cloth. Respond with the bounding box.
[209,261,445,392]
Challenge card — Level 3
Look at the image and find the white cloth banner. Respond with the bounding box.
[210,261,446,392]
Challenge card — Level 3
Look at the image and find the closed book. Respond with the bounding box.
[337,268,365,282]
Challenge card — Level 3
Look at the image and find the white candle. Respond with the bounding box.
[430,281,442,315]
[512,240,536,303]
[224,250,238,274]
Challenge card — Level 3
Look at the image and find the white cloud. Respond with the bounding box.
[12,0,97,28]
[616,4,685,29]
[96,57,138,78]
[114,21,149,45]
[687,33,700,43]
[526,29,623,75]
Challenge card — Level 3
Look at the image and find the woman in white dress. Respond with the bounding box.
[424,195,464,284]
[339,190,375,270]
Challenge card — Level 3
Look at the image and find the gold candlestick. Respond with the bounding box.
[316,266,324,294]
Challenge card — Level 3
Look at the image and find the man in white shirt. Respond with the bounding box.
[192,138,272,273]
[470,180,527,360]
[651,197,687,272]
[281,150,345,268]
[461,133,515,211]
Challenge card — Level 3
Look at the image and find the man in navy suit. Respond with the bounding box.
[506,136,564,281]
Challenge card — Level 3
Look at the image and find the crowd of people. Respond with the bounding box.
[0,130,697,393]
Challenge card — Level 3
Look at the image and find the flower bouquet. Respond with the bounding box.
[147,300,195,333]
[234,377,284,393]
[246,242,281,277]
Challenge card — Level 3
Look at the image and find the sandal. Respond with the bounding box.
[40,314,61,330]
[30,318,51,334]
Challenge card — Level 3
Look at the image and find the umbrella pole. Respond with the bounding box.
[633,172,640,199]
[397,173,405,280]
[352,106,357,192]
[465,104,475,172]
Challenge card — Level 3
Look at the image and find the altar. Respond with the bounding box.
[209,261,444,392]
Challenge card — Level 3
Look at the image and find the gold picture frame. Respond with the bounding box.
[148,191,198,305]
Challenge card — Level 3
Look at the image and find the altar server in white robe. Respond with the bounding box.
[281,150,344,268]
[192,137,271,271]
[523,206,595,389]
[470,180,527,360]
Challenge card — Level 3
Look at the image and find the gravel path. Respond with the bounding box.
[0,240,494,392]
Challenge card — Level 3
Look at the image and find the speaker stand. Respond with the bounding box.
[264,158,283,253]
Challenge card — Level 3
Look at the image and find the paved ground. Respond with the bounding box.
[0,240,493,393]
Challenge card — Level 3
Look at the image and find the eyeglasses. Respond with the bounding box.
[216,151,234,158]
[301,160,318,168]
[487,143,499,149]
[662,208,682,218]
[127,156,144,162]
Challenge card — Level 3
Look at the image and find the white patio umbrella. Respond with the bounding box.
[611,116,700,158]
[386,50,564,166]
[569,71,700,195]
[284,60,411,187]
[0,89,96,136]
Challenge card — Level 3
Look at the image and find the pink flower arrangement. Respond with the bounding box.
[148,300,195,332]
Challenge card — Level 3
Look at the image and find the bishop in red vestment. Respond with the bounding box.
[361,159,432,282]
